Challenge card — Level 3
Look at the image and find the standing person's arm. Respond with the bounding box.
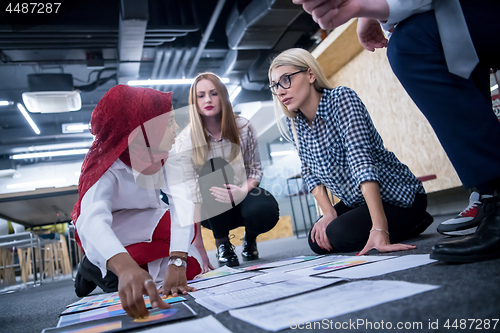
[292,0,433,51]
[292,0,433,30]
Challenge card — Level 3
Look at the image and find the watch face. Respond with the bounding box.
[174,258,182,266]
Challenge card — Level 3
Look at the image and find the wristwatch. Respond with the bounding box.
[168,257,187,268]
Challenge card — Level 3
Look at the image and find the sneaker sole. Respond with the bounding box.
[438,227,477,236]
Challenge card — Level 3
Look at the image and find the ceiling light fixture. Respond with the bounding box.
[491,84,499,92]
[270,150,296,157]
[128,78,230,86]
[6,178,67,189]
[230,86,242,103]
[16,103,40,135]
[0,100,13,106]
[62,123,89,133]
[0,169,20,178]
[11,148,89,160]
[22,91,82,113]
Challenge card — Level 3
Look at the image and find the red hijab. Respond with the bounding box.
[71,85,173,246]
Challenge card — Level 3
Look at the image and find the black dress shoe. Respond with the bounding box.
[216,241,239,267]
[241,236,259,261]
[76,255,119,295]
[431,197,500,263]
[75,270,97,297]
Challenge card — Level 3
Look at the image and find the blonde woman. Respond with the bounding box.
[268,48,433,256]
[176,72,279,267]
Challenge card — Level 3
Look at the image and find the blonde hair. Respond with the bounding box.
[187,72,241,166]
[268,48,333,148]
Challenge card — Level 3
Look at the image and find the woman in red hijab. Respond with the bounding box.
[72,85,205,318]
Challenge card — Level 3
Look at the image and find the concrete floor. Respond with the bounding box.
[1,210,499,333]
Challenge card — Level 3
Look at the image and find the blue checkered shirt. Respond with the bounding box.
[288,87,425,208]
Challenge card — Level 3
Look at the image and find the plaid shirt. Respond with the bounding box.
[288,87,425,208]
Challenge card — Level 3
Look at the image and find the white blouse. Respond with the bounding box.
[75,156,198,283]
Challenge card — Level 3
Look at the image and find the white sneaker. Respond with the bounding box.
[437,192,493,236]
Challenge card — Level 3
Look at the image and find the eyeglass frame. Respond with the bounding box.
[269,69,307,95]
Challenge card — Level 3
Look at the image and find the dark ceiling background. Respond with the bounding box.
[0,0,320,170]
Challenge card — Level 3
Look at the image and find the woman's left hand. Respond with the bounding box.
[159,266,197,297]
[357,230,416,256]
[210,184,247,204]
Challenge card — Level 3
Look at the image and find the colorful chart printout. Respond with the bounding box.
[43,303,196,333]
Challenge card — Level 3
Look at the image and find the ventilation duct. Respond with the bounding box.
[117,0,148,84]
[226,0,303,50]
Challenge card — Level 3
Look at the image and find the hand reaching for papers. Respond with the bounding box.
[357,230,416,256]
[108,253,169,318]
[357,18,388,52]
[193,222,216,273]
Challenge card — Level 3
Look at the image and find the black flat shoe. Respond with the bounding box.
[431,197,500,263]
[77,255,119,294]
[74,270,97,297]
[241,236,259,261]
[216,241,239,267]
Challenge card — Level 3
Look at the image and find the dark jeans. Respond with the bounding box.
[201,186,280,239]
[387,0,500,188]
[308,193,429,254]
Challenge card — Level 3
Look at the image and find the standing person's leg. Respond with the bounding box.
[387,0,500,190]
[236,187,280,261]
[387,0,500,262]
[308,194,430,254]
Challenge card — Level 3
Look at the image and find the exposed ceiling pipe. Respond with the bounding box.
[171,47,194,100]
[155,49,172,91]
[151,47,165,80]
[163,49,184,92]
[186,0,226,78]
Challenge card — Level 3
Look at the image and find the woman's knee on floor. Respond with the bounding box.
[325,221,365,253]
[307,229,335,255]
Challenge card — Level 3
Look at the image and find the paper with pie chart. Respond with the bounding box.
[284,255,395,276]
[42,302,196,333]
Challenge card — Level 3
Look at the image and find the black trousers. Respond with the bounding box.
[308,193,430,254]
[201,186,280,239]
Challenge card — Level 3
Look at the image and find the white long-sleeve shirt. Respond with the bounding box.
[382,0,433,30]
[76,156,197,281]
